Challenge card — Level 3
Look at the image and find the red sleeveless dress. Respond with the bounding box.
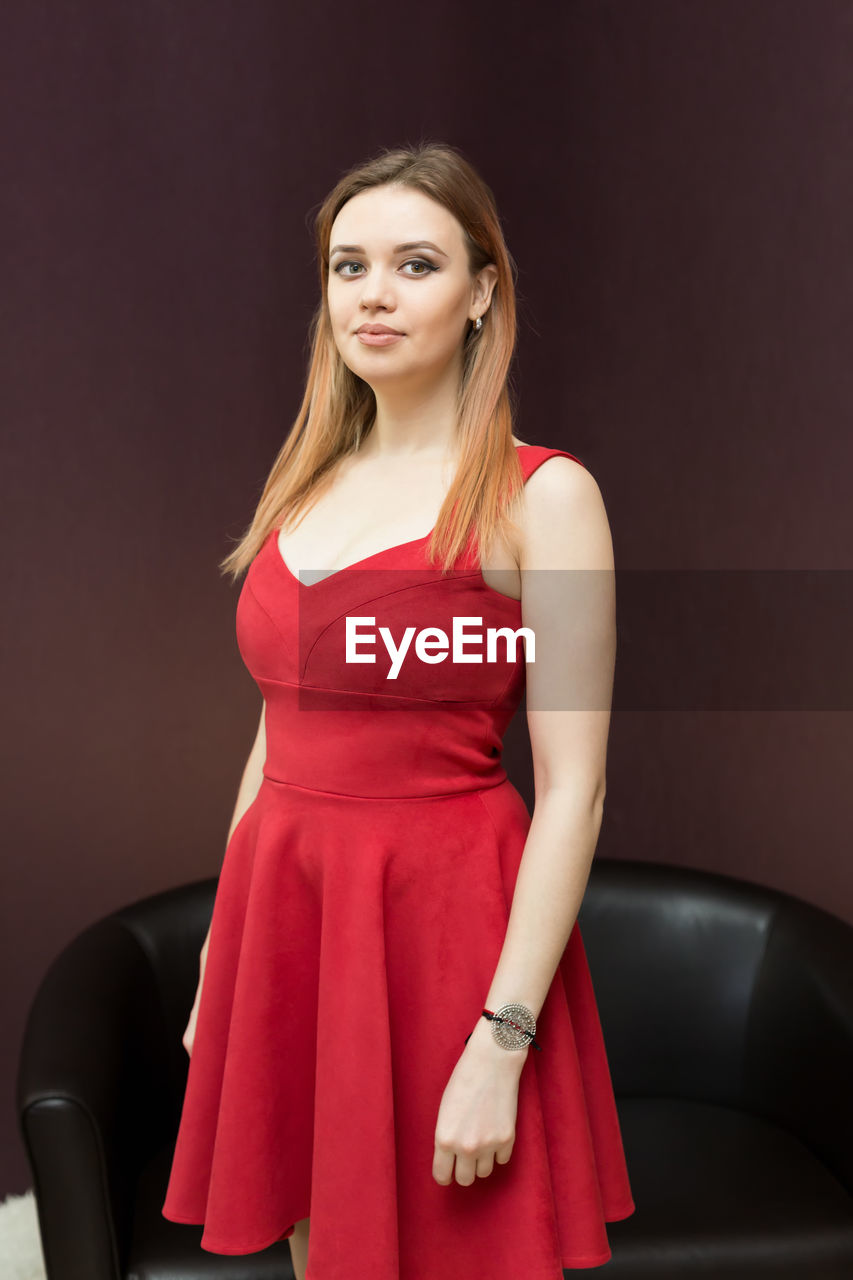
[161,443,635,1276]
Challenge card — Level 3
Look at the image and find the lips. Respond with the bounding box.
[357,325,404,335]
[356,330,405,346]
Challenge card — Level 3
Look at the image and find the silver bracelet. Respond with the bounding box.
[465,1002,542,1051]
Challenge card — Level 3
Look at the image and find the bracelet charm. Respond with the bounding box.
[488,1002,537,1049]
[464,1002,543,1051]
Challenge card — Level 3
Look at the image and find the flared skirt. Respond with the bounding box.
[161,774,634,1277]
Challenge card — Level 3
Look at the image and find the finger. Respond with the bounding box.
[454,1153,477,1186]
[432,1146,455,1185]
[475,1151,495,1178]
[494,1138,515,1165]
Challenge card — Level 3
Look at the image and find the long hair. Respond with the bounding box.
[219,140,527,582]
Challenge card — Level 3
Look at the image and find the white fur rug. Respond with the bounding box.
[0,1191,46,1280]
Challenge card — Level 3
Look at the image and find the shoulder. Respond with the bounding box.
[518,450,613,572]
[522,448,590,493]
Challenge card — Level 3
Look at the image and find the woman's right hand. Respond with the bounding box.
[182,933,210,1057]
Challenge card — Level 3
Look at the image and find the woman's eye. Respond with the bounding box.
[333,258,437,277]
[402,258,437,275]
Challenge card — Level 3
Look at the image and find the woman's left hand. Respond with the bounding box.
[432,1017,528,1186]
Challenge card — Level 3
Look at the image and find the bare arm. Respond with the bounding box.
[470,458,616,1061]
[182,701,267,1055]
[224,699,268,848]
[199,699,267,966]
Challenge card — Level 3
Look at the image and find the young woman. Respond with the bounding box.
[161,141,634,1278]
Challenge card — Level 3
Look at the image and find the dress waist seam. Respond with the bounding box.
[260,772,509,801]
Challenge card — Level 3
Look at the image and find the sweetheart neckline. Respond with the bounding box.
[270,443,530,590]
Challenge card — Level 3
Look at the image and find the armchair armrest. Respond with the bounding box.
[17,917,179,1280]
[745,895,853,1195]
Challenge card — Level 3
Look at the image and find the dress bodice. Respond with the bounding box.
[235,444,583,798]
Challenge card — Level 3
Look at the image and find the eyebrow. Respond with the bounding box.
[329,240,449,259]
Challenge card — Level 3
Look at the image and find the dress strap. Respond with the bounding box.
[517,443,586,483]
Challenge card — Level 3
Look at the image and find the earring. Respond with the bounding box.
[473,315,483,331]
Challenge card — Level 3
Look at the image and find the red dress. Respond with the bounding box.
[161,443,635,1277]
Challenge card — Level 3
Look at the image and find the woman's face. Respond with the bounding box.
[326,184,492,388]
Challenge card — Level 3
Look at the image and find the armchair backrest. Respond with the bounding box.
[580,858,853,1193]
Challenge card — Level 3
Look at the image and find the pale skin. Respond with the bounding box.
[184,183,615,1280]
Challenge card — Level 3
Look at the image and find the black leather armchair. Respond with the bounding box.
[17,859,853,1278]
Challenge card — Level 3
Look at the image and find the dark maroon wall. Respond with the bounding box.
[4,1,852,1197]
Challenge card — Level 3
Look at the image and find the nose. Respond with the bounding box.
[357,265,398,313]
